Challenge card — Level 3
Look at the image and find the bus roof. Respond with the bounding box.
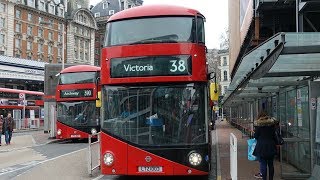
[60,65,101,74]
[0,88,44,95]
[108,4,202,22]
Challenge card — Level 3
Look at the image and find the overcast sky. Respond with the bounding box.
[90,0,228,49]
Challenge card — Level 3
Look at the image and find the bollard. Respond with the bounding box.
[230,133,237,180]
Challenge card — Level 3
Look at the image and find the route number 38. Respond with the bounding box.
[169,60,186,72]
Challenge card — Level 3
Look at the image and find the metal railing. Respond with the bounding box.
[88,132,100,176]
[230,133,238,180]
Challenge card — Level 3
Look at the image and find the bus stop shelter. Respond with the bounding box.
[223,32,320,179]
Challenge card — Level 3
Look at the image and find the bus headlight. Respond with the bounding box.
[57,129,62,135]
[104,152,114,166]
[188,152,202,166]
[91,128,97,135]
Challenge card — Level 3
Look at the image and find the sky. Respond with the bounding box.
[90,0,228,49]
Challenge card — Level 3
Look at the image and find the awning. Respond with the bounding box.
[223,32,320,106]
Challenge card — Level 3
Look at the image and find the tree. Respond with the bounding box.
[219,27,229,50]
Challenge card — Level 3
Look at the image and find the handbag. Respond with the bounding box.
[247,138,258,161]
[275,129,284,145]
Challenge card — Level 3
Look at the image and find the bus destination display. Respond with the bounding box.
[60,89,93,98]
[110,55,192,78]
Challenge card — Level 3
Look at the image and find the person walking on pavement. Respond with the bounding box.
[253,111,277,180]
[0,115,3,146]
[3,112,14,145]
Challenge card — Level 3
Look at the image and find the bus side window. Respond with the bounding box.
[197,17,205,44]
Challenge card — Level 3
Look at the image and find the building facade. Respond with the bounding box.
[13,0,67,64]
[91,0,143,66]
[217,50,230,95]
[0,0,97,92]
[66,6,97,65]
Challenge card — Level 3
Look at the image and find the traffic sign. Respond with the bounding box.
[19,93,25,99]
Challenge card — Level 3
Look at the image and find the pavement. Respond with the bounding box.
[0,129,57,151]
[216,120,282,180]
[0,122,286,180]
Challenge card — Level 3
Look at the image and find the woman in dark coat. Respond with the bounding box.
[253,112,277,180]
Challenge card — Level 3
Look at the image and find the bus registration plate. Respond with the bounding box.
[138,166,163,173]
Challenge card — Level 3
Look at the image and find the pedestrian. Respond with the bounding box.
[253,111,277,180]
[3,112,14,145]
[0,115,3,146]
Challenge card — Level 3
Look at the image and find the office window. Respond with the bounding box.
[28,0,34,7]
[58,47,62,56]
[27,26,33,35]
[48,45,52,54]
[80,52,84,60]
[74,50,78,59]
[85,40,89,49]
[224,86,228,94]
[27,41,32,50]
[48,4,54,14]
[38,16,43,24]
[94,12,100,18]
[38,43,43,52]
[223,70,228,81]
[80,39,83,49]
[223,57,227,66]
[85,52,88,60]
[121,2,124,10]
[49,19,53,28]
[38,28,43,37]
[109,10,114,15]
[15,38,21,48]
[79,28,83,35]
[15,10,21,19]
[0,17,5,28]
[58,23,63,31]
[48,32,53,40]
[103,2,108,9]
[59,7,64,17]
[15,23,21,33]
[38,1,45,10]
[0,34,5,45]
[0,3,6,13]
[58,33,62,43]
[28,13,32,21]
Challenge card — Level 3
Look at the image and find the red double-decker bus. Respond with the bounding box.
[0,88,44,128]
[100,5,210,177]
[56,65,101,139]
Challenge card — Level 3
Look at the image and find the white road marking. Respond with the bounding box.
[92,174,104,180]
[0,148,87,176]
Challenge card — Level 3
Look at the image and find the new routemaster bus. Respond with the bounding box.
[56,65,101,139]
[0,88,44,128]
[100,5,210,177]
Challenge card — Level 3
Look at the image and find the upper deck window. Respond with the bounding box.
[197,17,205,44]
[105,17,195,46]
[59,72,96,85]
